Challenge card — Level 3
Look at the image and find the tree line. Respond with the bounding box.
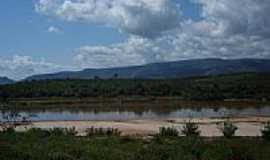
[0,73,269,101]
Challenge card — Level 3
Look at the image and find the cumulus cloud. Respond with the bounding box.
[0,55,69,80]
[194,0,270,37]
[48,26,61,33]
[35,0,181,38]
[73,36,173,68]
[74,33,270,69]
[36,0,270,69]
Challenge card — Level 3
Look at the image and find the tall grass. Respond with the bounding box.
[85,127,121,137]
[156,126,179,137]
[1,129,270,160]
[181,121,201,137]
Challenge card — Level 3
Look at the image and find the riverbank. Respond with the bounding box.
[16,117,270,137]
[4,97,270,109]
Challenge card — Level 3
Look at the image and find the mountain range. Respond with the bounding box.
[0,77,14,85]
[24,58,270,81]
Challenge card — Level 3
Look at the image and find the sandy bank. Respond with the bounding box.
[15,117,270,137]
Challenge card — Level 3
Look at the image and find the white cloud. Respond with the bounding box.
[74,37,149,68]
[36,0,270,69]
[0,55,70,80]
[36,0,181,38]
[48,26,61,33]
[193,0,270,37]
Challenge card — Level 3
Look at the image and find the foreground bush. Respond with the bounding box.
[24,127,78,137]
[219,120,238,138]
[86,127,121,137]
[181,121,201,137]
[1,130,270,160]
[156,126,179,137]
[49,127,78,137]
[48,152,75,160]
[261,121,270,140]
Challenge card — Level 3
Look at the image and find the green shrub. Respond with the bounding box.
[156,126,179,137]
[48,152,75,160]
[49,128,66,136]
[181,121,200,137]
[219,120,238,138]
[261,121,270,140]
[49,127,78,137]
[1,127,15,134]
[64,127,78,136]
[86,127,121,137]
[26,128,51,138]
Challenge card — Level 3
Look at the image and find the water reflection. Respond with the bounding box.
[1,105,270,121]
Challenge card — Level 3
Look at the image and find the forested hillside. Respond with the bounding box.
[0,73,269,101]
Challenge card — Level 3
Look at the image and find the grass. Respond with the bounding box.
[156,126,179,137]
[1,129,270,160]
[86,127,121,137]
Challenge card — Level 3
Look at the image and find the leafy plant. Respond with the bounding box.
[48,127,78,137]
[64,127,78,136]
[157,126,179,137]
[181,121,201,137]
[261,121,270,140]
[26,128,51,138]
[86,127,121,137]
[48,152,75,160]
[219,120,238,138]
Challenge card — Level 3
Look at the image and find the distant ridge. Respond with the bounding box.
[0,77,14,85]
[25,58,270,81]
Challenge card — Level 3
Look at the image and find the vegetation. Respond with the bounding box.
[49,127,78,137]
[156,126,179,137]
[86,127,121,137]
[262,121,270,141]
[0,106,31,132]
[219,120,238,138]
[0,73,269,101]
[1,129,270,160]
[181,121,201,137]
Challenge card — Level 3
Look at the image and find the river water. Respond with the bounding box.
[2,105,270,121]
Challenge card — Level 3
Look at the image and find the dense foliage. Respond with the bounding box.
[1,129,270,160]
[0,73,270,101]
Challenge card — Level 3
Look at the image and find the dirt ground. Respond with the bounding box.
[15,117,270,137]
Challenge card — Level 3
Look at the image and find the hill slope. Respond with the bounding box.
[0,77,14,85]
[25,58,270,80]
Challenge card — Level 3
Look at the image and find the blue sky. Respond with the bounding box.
[0,0,269,79]
[0,0,127,64]
[0,0,199,64]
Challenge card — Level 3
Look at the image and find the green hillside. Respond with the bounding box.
[0,73,269,101]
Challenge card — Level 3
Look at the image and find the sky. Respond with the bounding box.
[1,0,270,80]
